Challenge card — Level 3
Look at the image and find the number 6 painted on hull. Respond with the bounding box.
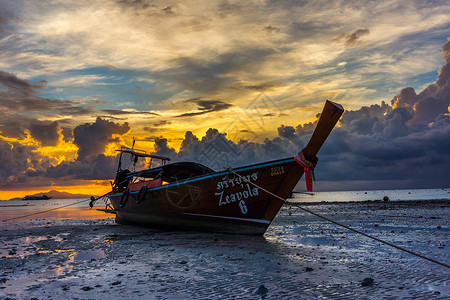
[239,200,248,214]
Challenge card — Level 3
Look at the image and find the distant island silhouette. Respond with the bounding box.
[8,190,98,201]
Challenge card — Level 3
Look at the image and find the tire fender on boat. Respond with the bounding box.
[120,189,130,207]
[136,186,148,204]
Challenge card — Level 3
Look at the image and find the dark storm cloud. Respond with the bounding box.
[0,139,56,188]
[73,117,130,162]
[0,115,30,139]
[153,137,177,158]
[29,118,130,184]
[45,154,119,181]
[152,126,296,171]
[0,115,132,188]
[176,98,232,117]
[0,141,30,185]
[29,120,60,147]
[391,87,417,109]
[277,125,295,138]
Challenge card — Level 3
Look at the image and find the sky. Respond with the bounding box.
[1,0,450,199]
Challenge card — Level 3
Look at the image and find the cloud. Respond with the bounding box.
[143,120,172,133]
[73,117,130,162]
[152,120,171,127]
[100,109,159,116]
[162,6,174,15]
[44,154,118,181]
[344,29,370,47]
[0,4,14,35]
[176,98,232,117]
[242,81,286,92]
[0,138,60,188]
[264,25,281,34]
[29,120,60,147]
[0,70,36,95]
[153,137,177,158]
[0,114,132,188]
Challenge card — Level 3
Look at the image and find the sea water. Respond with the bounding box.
[290,188,450,203]
[0,197,111,223]
[1,188,449,220]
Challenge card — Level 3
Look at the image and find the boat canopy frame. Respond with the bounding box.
[111,146,215,192]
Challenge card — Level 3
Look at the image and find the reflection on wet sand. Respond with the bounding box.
[69,250,106,263]
[0,206,113,223]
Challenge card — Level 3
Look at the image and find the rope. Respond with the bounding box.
[225,167,450,269]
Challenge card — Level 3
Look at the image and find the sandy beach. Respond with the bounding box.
[1,200,449,299]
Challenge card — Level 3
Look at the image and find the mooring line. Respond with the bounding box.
[226,167,450,269]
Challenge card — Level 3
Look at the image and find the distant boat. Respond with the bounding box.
[22,194,52,200]
[93,100,344,235]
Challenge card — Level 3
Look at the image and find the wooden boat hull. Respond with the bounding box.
[108,157,303,235]
[101,100,344,235]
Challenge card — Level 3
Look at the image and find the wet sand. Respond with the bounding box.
[1,200,449,299]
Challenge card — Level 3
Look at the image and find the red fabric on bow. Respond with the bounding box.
[294,150,317,192]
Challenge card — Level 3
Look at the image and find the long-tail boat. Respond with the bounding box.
[92,100,344,235]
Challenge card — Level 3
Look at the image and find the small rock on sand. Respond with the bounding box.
[361,277,374,287]
[254,284,268,296]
